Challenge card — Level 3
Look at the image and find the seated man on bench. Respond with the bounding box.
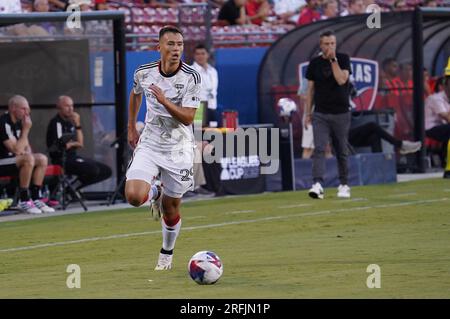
[0,95,55,214]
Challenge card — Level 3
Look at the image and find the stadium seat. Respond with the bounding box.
[425,137,444,168]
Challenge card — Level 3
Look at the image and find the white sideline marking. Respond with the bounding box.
[387,193,417,198]
[278,204,312,209]
[0,198,447,253]
[225,210,255,215]
[443,189,450,192]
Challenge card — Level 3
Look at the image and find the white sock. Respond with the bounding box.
[161,217,181,252]
[148,184,159,201]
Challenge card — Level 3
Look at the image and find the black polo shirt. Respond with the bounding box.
[305,53,352,114]
[0,112,21,159]
[46,114,77,163]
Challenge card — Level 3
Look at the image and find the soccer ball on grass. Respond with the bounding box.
[188,251,223,285]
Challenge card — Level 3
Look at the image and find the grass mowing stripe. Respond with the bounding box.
[0,197,447,253]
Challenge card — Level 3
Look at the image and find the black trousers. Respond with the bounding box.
[426,124,450,143]
[53,156,112,189]
[349,122,402,153]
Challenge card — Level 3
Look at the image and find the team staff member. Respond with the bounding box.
[0,95,55,214]
[304,30,352,199]
[46,95,112,190]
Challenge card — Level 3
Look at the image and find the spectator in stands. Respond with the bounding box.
[94,0,109,10]
[432,76,445,94]
[144,0,179,8]
[399,62,413,94]
[363,0,376,9]
[245,0,271,25]
[29,0,59,36]
[0,0,28,36]
[48,0,69,11]
[393,0,409,11]
[0,95,55,214]
[273,0,305,25]
[218,0,248,25]
[297,0,320,25]
[424,68,433,97]
[380,57,403,96]
[425,76,450,178]
[423,0,438,7]
[321,0,338,19]
[341,0,365,16]
[46,95,112,191]
[0,0,22,13]
[191,44,219,126]
[72,0,91,11]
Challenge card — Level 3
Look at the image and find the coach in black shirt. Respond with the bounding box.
[304,30,352,199]
[46,95,112,190]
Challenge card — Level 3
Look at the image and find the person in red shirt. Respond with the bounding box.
[297,0,321,26]
[380,58,404,96]
[245,0,271,25]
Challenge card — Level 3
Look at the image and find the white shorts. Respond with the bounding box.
[302,123,314,149]
[126,143,195,198]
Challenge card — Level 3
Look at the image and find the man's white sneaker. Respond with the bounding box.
[154,253,173,270]
[18,200,42,214]
[33,200,55,213]
[337,184,351,198]
[399,141,422,155]
[150,183,163,221]
[308,182,324,199]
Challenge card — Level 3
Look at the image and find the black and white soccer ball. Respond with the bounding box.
[277,98,297,117]
[188,251,223,285]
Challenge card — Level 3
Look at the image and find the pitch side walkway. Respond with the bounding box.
[0,172,444,223]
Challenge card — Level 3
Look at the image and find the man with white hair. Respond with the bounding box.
[0,95,55,214]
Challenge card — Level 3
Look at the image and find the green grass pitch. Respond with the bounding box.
[0,178,449,298]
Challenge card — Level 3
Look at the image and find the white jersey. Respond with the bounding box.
[133,60,201,152]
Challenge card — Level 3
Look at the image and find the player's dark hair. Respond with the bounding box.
[159,25,183,40]
[434,76,444,93]
[382,57,397,70]
[444,76,450,88]
[319,30,335,38]
[194,43,209,52]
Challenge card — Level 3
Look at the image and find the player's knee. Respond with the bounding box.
[125,183,148,207]
[35,153,48,166]
[125,191,146,207]
[22,153,35,167]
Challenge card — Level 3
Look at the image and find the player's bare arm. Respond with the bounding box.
[3,114,31,155]
[67,112,84,150]
[149,84,197,125]
[326,47,349,85]
[127,90,143,148]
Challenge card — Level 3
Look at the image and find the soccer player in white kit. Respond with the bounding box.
[125,26,201,270]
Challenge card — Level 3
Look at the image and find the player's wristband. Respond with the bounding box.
[75,126,82,130]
